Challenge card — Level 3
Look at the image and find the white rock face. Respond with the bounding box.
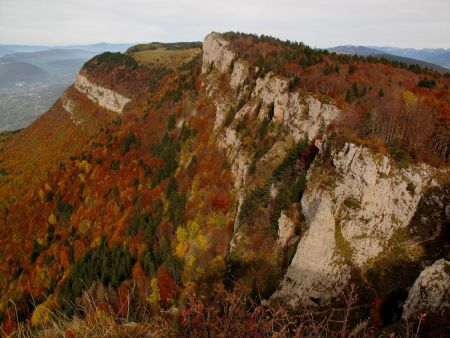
[272,142,436,307]
[61,96,83,126]
[213,102,230,131]
[217,127,251,190]
[202,33,235,74]
[277,212,295,247]
[74,74,131,113]
[230,60,249,89]
[253,73,340,142]
[273,190,351,306]
[253,73,289,106]
[333,143,433,268]
[403,259,450,320]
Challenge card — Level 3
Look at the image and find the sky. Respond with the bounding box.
[0,0,449,48]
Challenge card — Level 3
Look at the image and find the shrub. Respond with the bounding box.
[268,102,275,120]
[239,185,270,223]
[418,78,436,88]
[111,159,120,171]
[30,240,44,264]
[224,108,236,127]
[272,138,308,181]
[344,197,361,209]
[151,133,180,185]
[167,114,176,130]
[55,194,73,223]
[140,251,156,277]
[291,170,307,202]
[258,117,270,138]
[323,63,335,75]
[168,191,186,226]
[120,132,140,154]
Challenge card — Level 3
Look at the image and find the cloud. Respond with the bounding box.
[0,0,449,48]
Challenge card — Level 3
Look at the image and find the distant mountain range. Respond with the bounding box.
[0,43,133,57]
[0,49,98,85]
[327,45,450,72]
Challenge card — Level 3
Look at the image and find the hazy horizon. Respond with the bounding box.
[1,0,449,49]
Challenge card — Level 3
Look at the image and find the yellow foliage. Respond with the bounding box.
[77,160,91,173]
[147,278,160,304]
[207,213,227,228]
[79,219,91,235]
[175,242,189,258]
[93,236,103,246]
[78,173,85,183]
[31,303,49,326]
[187,255,197,268]
[403,91,418,106]
[187,220,200,238]
[44,182,52,191]
[211,255,225,271]
[176,226,188,242]
[191,176,200,193]
[38,189,45,203]
[48,212,57,225]
[39,268,49,282]
[196,233,208,251]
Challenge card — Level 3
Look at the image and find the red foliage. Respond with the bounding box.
[210,191,229,213]
[157,265,177,302]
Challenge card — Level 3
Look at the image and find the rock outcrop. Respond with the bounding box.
[230,60,249,89]
[74,74,131,114]
[277,212,295,247]
[202,33,235,74]
[61,96,83,126]
[273,189,352,307]
[272,143,436,307]
[253,73,340,142]
[403,259,450,320]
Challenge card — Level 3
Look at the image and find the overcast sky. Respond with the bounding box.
[0,0,449,48]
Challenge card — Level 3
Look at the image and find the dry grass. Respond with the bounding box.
[2,287,424,338]
[2,283,427,338]
[129,48,201,69]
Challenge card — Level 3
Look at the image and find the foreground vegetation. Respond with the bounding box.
[5,284,428,337]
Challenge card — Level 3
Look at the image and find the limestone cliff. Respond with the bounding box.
[272,142,438,306]
[201,32,449,320]
[201,33,341,240]
[74,74,131,114]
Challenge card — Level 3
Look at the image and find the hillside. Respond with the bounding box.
[0,32,449,337]
[0,61,49,88]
